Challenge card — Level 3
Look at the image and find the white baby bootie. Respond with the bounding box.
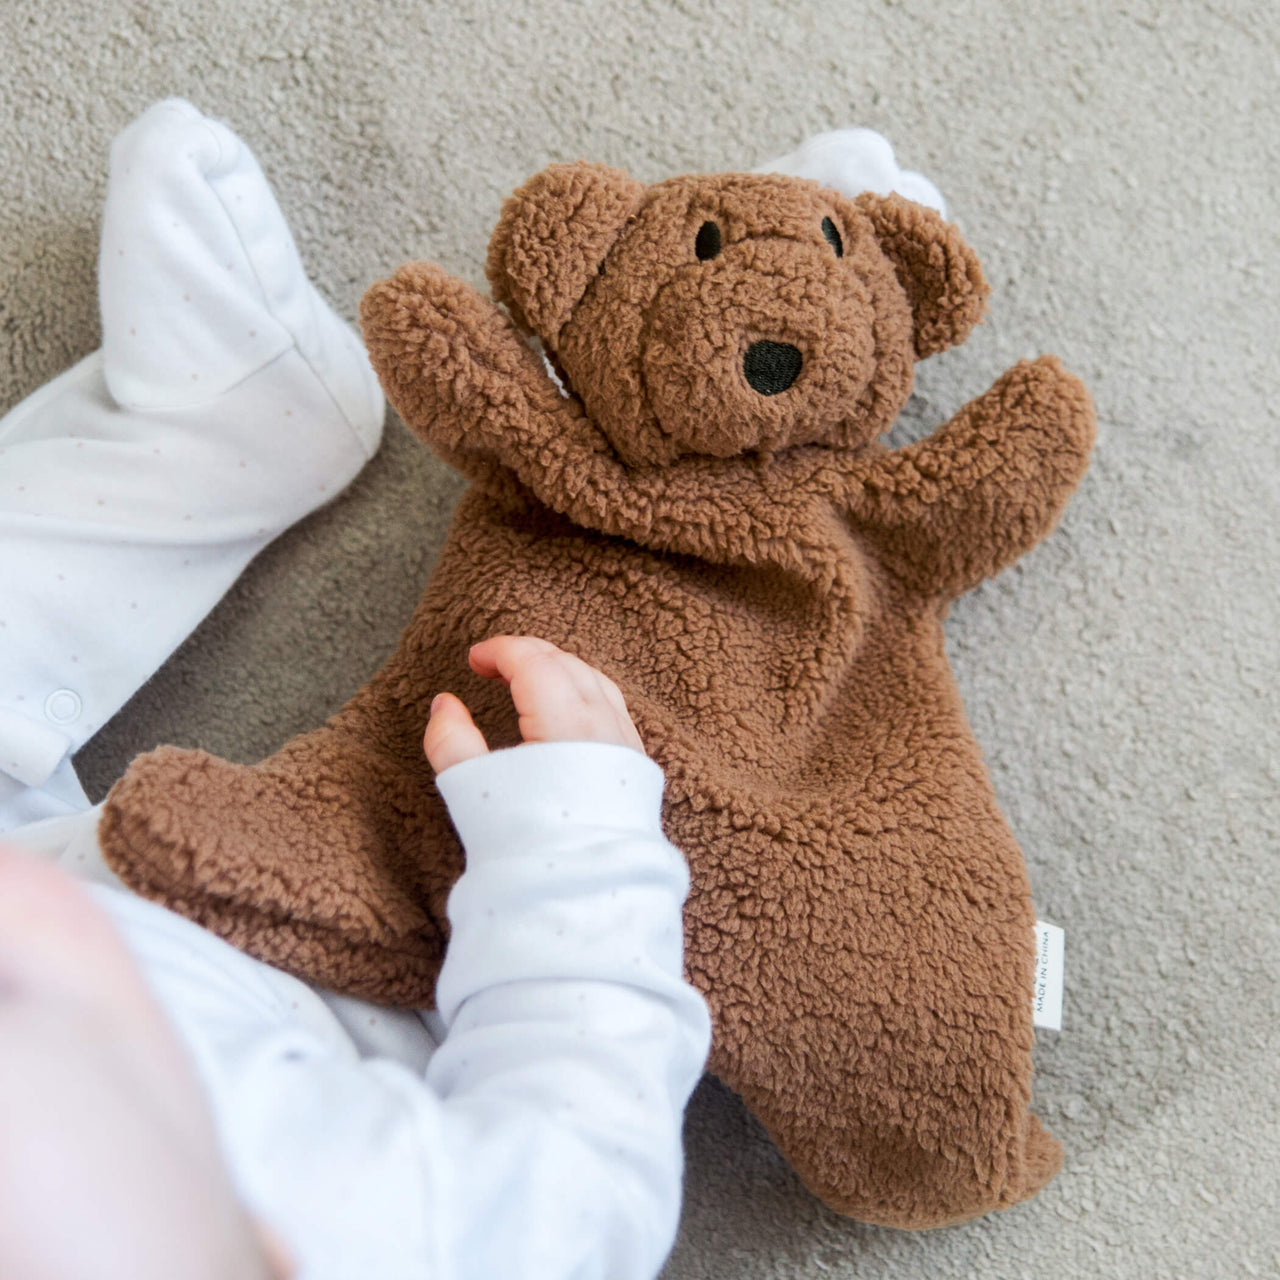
[0,98,385,830]
[755,127,947,217]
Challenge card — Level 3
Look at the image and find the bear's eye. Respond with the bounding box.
[695,221,722,261]
[821,216,843,257]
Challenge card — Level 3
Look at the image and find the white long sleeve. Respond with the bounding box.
[52,741,710,1280]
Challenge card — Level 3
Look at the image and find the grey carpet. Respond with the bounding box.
[2,3,1277,1277]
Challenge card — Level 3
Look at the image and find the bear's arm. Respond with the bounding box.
[846,356,1096,599]
[359,262,595,486]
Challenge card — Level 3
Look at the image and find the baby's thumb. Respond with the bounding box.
[423,692,490,774]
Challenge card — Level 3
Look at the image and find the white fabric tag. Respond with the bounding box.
[1032,921,1065,1030]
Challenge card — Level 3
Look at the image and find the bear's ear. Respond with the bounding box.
[486,161,645,347]
[855,192,989,359]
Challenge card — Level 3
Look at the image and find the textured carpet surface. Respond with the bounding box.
[2,3,1277,1277]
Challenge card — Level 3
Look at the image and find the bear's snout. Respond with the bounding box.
[624,232,878,460]
[743,340,803,395]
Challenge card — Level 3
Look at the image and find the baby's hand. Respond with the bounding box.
[424,635,646,774]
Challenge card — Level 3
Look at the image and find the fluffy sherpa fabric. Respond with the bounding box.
[99,165,1095,1229]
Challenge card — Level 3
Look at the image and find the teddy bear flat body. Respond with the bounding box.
[100,167,1095,1228]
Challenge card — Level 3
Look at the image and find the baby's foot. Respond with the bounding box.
[98,97,382,438]
[754,127,946,217]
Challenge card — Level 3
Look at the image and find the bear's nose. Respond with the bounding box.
[743,340,803,395]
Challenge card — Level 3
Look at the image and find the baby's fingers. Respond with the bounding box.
[469,636,644,751]
[467,635,560,685]
[424,692,490,774]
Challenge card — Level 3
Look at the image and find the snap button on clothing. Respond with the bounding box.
[45,690,82,724]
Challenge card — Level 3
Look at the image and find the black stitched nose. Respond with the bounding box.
[743,341,802,395]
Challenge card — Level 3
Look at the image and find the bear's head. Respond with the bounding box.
[486,163,989,468]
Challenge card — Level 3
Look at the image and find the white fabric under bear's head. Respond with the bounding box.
[754,127,947,220]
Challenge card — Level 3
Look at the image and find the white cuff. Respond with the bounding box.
[434,741,667,864]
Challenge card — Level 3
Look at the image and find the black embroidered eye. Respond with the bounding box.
[695,221,722,260]
[821,216,843,257]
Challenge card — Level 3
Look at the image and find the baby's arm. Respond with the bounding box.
[420,737,707,1278]
[93,638,711,1280]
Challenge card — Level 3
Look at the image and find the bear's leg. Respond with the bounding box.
[99,674,452,1005]
[711,993,1062,1228]
[684,791,1061,1228]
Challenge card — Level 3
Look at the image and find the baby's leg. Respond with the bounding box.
[0,98,384,831]
[0,843,288,1280]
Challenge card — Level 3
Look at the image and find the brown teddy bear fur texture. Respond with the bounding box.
[99,165,1095,1229]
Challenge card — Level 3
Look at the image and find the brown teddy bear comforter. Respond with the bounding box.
[100,164,1095,1228]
